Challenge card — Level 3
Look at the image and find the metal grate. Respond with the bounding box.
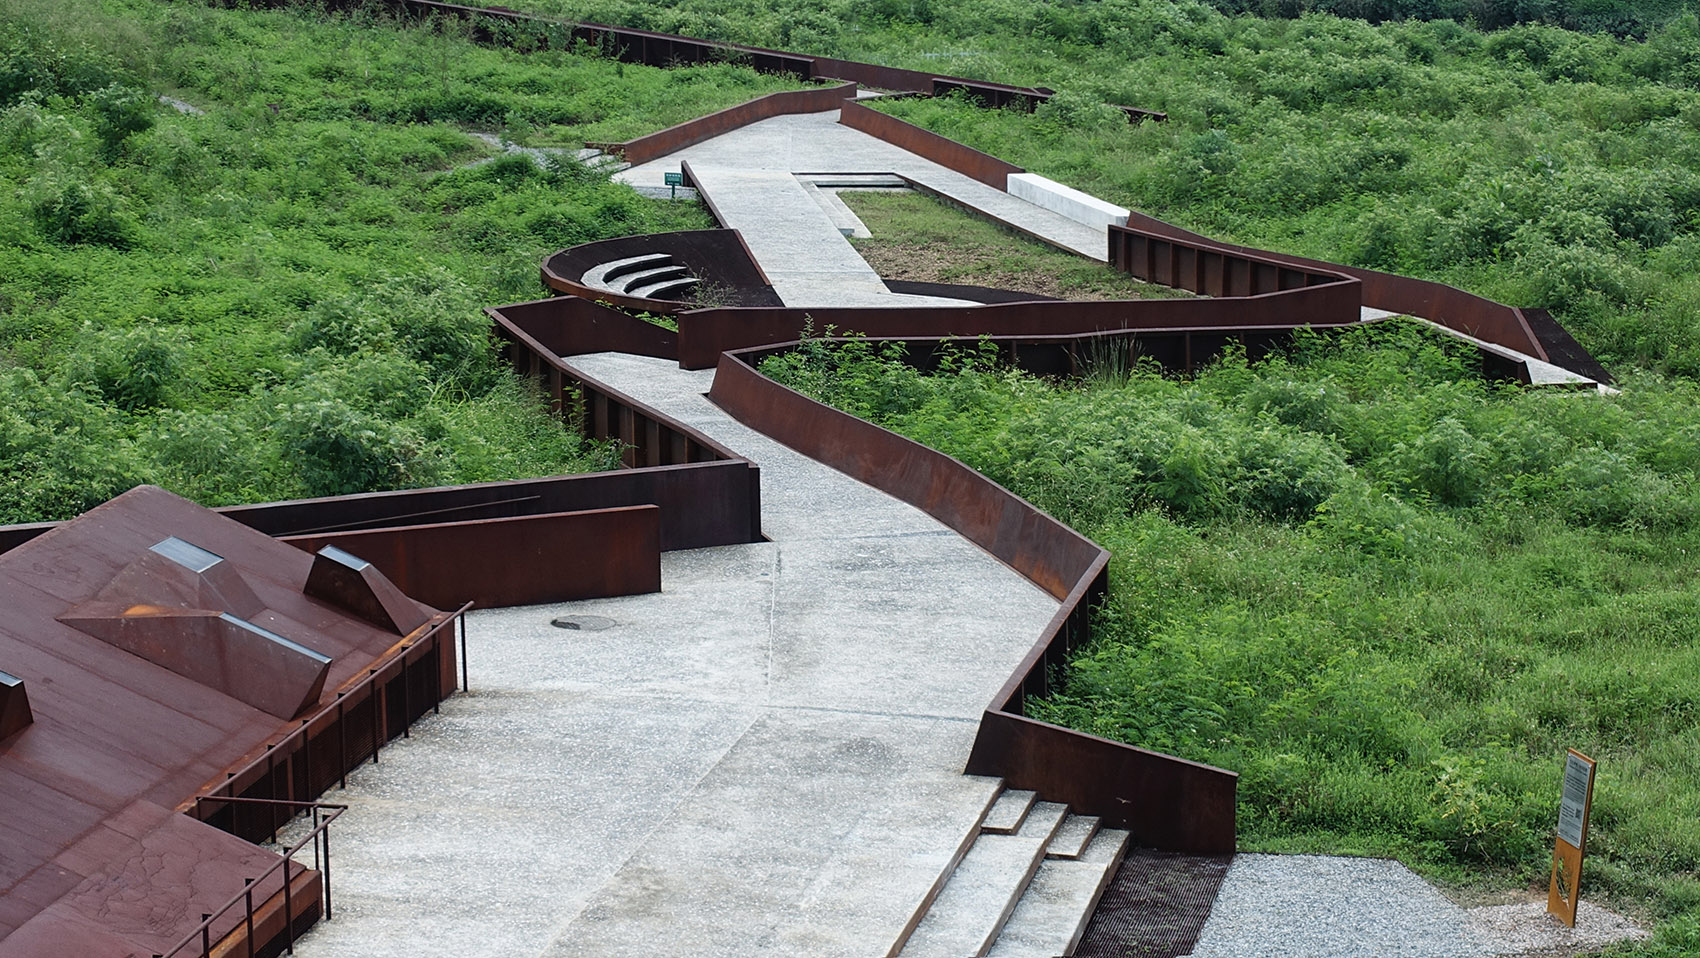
[1074,848,1233,958]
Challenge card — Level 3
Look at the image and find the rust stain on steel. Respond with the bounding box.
[0,485,453,954]
[839,100,1024,189]
[284,506,663,610]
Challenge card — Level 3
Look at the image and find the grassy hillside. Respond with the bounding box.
[7,0,1700,951]
[524,0,1700,377]
[0,0,801,519]
[764,326,1700,954]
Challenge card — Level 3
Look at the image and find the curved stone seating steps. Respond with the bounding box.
[580,253,702,301]
[628,277,700,300]
[896,785,1130,958]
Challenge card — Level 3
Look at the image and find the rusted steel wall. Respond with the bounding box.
[1116,216,1563,367]
[193,613,464,846]
[489,298,766,543]
[540,230,780,311]
[1111,228,1356,295]
[709,347,1237,852]
[589,82,856,164]
[839,100,1024,189]
[675,279,1363,369]
[968,711,1238,853]
[488,295,679,360]
[281,506,661,609]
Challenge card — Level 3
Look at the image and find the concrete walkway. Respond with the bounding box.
[614,110,1111,287]
[289,354,1059,958]
[684,164,973,307]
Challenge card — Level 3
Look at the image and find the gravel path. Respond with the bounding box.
[1187,854,1648,958]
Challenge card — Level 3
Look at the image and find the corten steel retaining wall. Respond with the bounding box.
[709,344,1237,854]
[0,469,757,557]
[1115,216,1585,374]
[673,277,1364,370]
[839,99,1025,189]
[541,229,780,311]
[281,506,662,609]
[587,82,857,165]
[486,296,766,543]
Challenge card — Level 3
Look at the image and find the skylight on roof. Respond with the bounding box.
[150,537,223,573]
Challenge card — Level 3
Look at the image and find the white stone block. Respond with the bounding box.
[1006,172,1130,230]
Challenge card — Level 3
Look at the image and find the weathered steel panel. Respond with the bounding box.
[282,506,662,609]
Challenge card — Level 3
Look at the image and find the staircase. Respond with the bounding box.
[895,785,1131,958]
[579,251,700,301]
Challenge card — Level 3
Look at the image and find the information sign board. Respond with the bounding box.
[1547,749,1596,928]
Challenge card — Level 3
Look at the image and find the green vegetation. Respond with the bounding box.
[0,0,802,519]
[841,189,1191,300]
[530,0,1700,376]
[10,0,1700,950]
[764,328,1700,951]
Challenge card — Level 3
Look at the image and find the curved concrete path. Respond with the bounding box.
[289,354,1059,958]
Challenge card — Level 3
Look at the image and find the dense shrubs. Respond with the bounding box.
[0,0,799,519]
[764,326,1700,939]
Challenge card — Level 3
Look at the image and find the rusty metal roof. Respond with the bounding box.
[0,485,439,955]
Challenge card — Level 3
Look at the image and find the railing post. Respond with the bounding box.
[460,614,469,692]
[283,858,294,954]
[399,645,411,737]
[300,718,312,798]
[244,878,255,958]
[369,670,381,765]
[200,914,211,958]
[323,820,334,921]
[337,694,347,788]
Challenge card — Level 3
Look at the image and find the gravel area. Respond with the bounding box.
[1185,854,1648,958]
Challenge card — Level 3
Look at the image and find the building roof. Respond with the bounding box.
[0,485,437,956]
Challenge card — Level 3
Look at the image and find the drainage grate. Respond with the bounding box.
[1074,848,1233,958]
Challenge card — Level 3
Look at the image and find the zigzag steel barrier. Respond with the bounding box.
[489,291,1239,849]
[838,99,1025,189]
[708,342,1239,854]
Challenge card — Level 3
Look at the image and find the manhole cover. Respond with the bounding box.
[550,615,617,632]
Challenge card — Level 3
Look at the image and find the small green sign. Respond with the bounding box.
[663,172,684,186]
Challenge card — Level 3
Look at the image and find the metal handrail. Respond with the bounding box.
[206,603,472,819]
[164,604,472,955]
[157,797,348,958]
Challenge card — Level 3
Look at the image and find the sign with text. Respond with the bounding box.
[663,172,685,186]
[1547,749,1596,928]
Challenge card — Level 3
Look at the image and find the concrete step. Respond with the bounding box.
[900,801,1068,958]
[1045,815,1100,861]
[985,826,1131,958]
[581,253,674,292]
[628,277,699,301]
[618,264,691,293]
[981,789,1037,835]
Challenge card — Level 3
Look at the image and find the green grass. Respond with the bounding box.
[761,328,1700,953]
[514,0,1700,378]
[0,0,805,519]
[841,189,1190,300]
